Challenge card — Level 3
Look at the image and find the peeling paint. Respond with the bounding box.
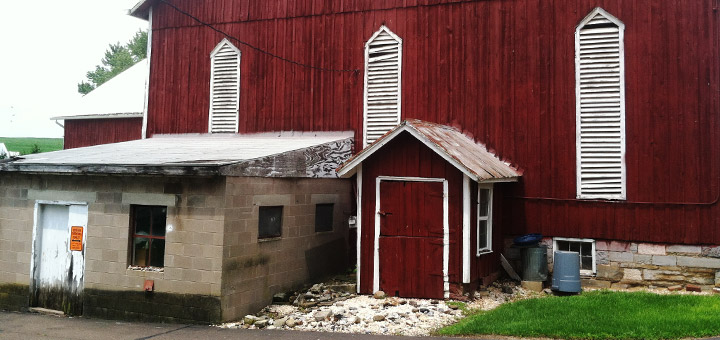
[30,202,87,315]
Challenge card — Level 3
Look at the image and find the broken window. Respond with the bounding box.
[130,205,166,267]
[258,206,283,239]
[314,203,334,232]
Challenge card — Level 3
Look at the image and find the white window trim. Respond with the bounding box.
[374,176,449,299]
[209,38,241,133]
[575,7,627,200]
[476,183,493,256]
[363,25,402,147]
[553,237,596,276]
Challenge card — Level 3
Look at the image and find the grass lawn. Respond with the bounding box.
[438,291,720,340]
[0,137,63,155]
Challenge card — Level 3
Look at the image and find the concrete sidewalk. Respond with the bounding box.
[0,311,468,340]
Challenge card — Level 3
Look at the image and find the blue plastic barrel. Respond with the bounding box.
[551,251,581,293]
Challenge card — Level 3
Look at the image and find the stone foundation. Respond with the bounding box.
[506,238,720,291]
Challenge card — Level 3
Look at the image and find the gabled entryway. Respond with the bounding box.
[338,119,521,299]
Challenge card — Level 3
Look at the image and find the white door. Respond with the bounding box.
[31,203,87,315]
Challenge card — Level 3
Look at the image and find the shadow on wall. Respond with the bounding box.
[305,238,348,280]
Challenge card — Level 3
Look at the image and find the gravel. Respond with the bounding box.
[219,280,537,336]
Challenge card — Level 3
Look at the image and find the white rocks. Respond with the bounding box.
[373,291,386,299]
[220,280,535,336]
[314,310,332,321]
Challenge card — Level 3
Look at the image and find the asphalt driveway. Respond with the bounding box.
[0,311,467,340]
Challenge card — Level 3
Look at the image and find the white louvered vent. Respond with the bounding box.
[575,8,626,200]
[363,26,402,146]
[209,39,241,133]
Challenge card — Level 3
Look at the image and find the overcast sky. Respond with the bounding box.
[0,0,147,138]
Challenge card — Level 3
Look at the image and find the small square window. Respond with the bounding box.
[553,238,596,275]
[130,205,167,268]
[258,206,283,239]
[315,203,334,232]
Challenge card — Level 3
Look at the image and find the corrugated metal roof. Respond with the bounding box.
[51,60,148,120]
[337,119,521,182]
[7,132,352,167]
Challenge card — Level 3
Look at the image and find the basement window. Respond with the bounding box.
[553,237,596,276]
[258,206,283,239]
[315,203,334,232]
[130,205,167,268]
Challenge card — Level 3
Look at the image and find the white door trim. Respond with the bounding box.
[374,176,449,298]
[356,164,362,293]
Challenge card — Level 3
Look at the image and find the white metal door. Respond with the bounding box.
[31,203,87,315]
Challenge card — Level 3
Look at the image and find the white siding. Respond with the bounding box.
[209,39,241,133]
[364,26,402,146]
[575,8,626,200]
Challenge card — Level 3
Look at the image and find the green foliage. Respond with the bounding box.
[0,138,63,155]
[437,291,720,340]
[30,143,40,154]
[78,30,148,95]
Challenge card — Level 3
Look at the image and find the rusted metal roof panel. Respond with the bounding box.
[337,119,521,182]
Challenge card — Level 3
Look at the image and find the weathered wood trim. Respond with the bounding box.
[220,138,353,178]
[142,6,152,139]
[462,174,471,283]
[0,164,220,177]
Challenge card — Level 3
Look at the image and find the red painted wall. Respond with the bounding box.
[64,118,143,149]
[359,132,501,294]
[146,0,720,244]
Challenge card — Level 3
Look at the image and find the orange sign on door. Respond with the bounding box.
[70,226,83,251]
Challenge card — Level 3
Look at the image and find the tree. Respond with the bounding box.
[78,30,148,95]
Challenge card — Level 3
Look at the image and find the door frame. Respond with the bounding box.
[30,200,88,310]
[374,176,449,298]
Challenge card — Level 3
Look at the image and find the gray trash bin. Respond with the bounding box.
[521,245,548,281]
[551,251,581,293]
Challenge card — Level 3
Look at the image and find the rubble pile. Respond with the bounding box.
[220,280,535,336]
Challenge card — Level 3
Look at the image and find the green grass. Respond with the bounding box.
[0,137,63,155]
[438,291,720,340]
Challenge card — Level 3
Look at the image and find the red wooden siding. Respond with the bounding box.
[147,0,720,244]
[359,132,501,294]
[64,118,143,149]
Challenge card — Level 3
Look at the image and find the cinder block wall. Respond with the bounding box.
[0,174,34,311]
[0,173,226,322]
[221,177,353,321]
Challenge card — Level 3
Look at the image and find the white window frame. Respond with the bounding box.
[363,25,402,147]
[575,7,627,200]
[209,38,241,133]
[476,184,493,256]
[553,237,596,276]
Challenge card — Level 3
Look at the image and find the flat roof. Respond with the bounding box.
[1,132,353,177]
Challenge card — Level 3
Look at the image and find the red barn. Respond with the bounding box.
[134,0,719,295]
[1,0,719,322]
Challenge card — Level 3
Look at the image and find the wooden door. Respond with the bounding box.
[378,181,444,299]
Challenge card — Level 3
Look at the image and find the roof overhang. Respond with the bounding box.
[1,132,354,178]
[129,0,154,20]
[337,120,522,183]
[51,113,144,121]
